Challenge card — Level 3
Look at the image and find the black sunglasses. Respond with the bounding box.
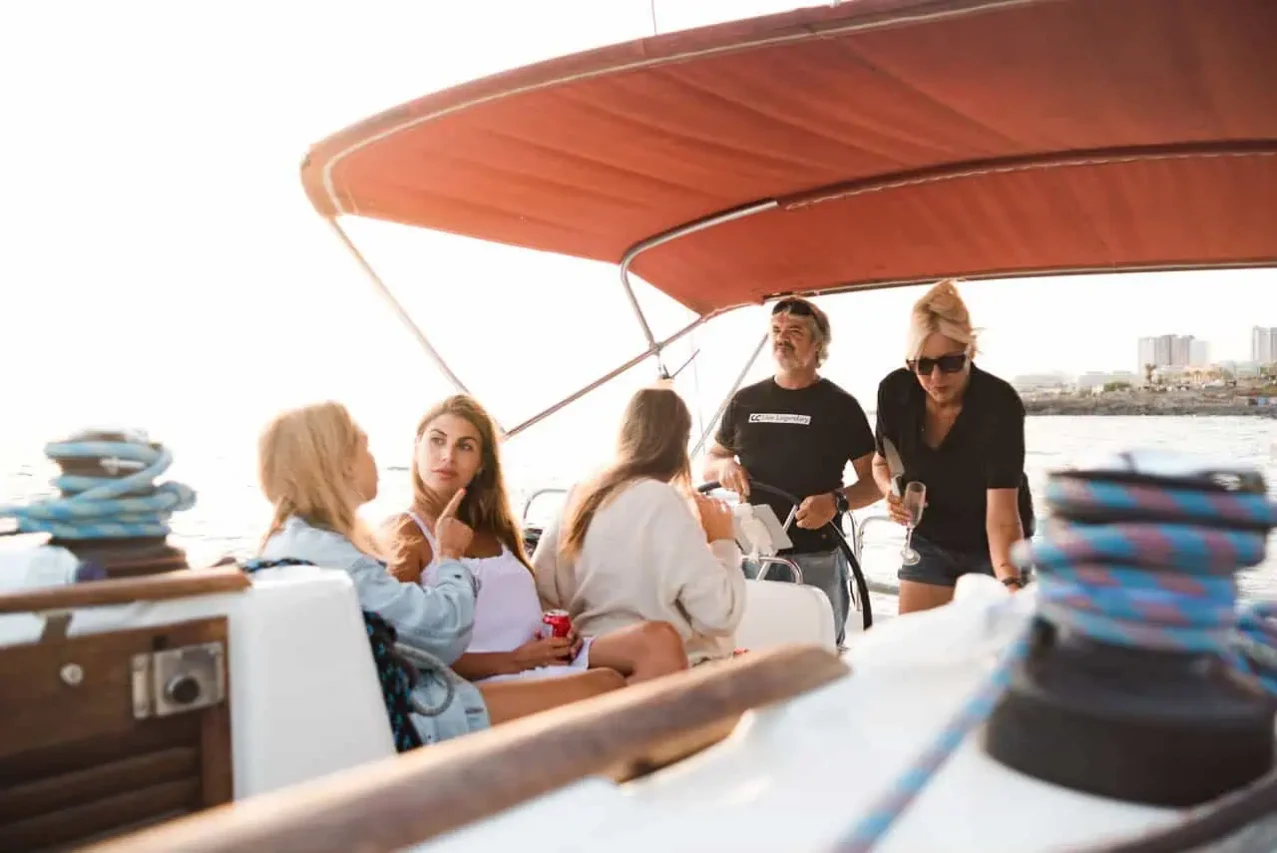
[771,298,829,336]
[907,353,968,375]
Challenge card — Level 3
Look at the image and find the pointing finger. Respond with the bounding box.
[439,488,466,521]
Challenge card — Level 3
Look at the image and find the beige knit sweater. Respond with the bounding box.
[531,478,746,665]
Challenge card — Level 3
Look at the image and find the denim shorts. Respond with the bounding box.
[898,534,994,587]
[410,675,491,745]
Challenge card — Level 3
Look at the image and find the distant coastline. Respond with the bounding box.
[1023,390,1277,418]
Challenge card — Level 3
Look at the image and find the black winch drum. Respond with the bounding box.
[982,452,1276,807]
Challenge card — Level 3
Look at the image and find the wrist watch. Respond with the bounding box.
[1001,575,1025,589]
[831,490,849,514]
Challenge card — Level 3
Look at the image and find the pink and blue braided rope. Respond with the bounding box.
[830,474,1277,852]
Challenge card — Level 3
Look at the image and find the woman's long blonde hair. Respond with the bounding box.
[905,278,980,360]
[561,386,693,561]
[258,401,382,558]
[407,395,531,571]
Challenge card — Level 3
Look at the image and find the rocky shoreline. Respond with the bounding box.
[1023,394,1277,417]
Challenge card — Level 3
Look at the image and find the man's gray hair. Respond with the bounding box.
[772,297,831,367]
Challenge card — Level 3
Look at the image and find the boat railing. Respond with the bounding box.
[520,486,569,524]
[753,555,804,586]
[519,491,903,598]
[852,514,903,597]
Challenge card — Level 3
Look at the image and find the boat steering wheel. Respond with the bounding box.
[697,480,873,632]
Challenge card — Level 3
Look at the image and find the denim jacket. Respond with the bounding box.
[261,516,491,743]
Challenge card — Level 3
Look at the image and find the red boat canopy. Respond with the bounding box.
[301,0,1277,316]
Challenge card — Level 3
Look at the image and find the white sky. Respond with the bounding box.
[1,0,1274,465]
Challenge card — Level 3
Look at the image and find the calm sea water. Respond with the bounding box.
[3,416,1275,598]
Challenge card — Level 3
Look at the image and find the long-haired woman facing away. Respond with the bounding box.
[379,394,688,684]
[532,386,747,666]
[257,401,624,741]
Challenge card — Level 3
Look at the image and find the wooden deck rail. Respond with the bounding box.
[85,643,849,853]
[0,567,249,616]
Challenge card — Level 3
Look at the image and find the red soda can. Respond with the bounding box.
[540,609,572,639]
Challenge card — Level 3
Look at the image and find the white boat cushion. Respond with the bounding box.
[733,579,836,652]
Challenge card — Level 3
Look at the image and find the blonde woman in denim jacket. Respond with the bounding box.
[257,402,623,746]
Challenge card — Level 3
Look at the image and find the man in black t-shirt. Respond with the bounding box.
[702,297,879,644]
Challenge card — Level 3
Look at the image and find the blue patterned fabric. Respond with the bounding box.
[362,608,426,752]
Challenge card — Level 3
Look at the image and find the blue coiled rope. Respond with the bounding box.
[0,438,196,540]
[831,471,1277,852]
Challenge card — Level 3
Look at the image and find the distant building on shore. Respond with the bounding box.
[1137,333,1206,371]
[1190,339,1210,367]
[1078,370,1140,391]
[1011,372,1074,393]
[1250,326,1277,365]
[1217,360,1262,378]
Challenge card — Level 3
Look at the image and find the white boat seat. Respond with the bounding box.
[734,579,836,652]
[0,559,396,809]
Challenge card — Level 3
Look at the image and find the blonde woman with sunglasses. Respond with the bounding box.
[871,280,1036,614]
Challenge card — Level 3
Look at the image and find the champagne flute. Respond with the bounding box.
[900,481,926,566]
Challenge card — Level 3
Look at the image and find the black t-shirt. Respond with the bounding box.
[714,377,876,554]
[874,364,1035,555]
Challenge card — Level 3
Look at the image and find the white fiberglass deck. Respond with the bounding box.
[413,578,1184,853]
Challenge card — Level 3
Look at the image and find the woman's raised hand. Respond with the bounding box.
[693,493,736,544]
[718,459,751,499]
[435,488,473,559]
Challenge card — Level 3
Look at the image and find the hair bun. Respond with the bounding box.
[905,278,979,359]
[916,278,970,325]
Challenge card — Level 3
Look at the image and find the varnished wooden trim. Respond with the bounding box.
[0,616,235,850]
[0,746,198,822]
[0,567,249,615]
[200,676,234,807]
[0,618,231,758]
[85,644,849,853]
[0,778,199,851]
[0,714,200,784]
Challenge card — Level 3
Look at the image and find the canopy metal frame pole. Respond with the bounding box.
[501,200,783,437]
[504,311,727,438]
[617,200,781,377]
[327,213,754,441]
[327,199,787,443]
[513,140,1277,446]
[325,217,474,399]
[691,332,769,459]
